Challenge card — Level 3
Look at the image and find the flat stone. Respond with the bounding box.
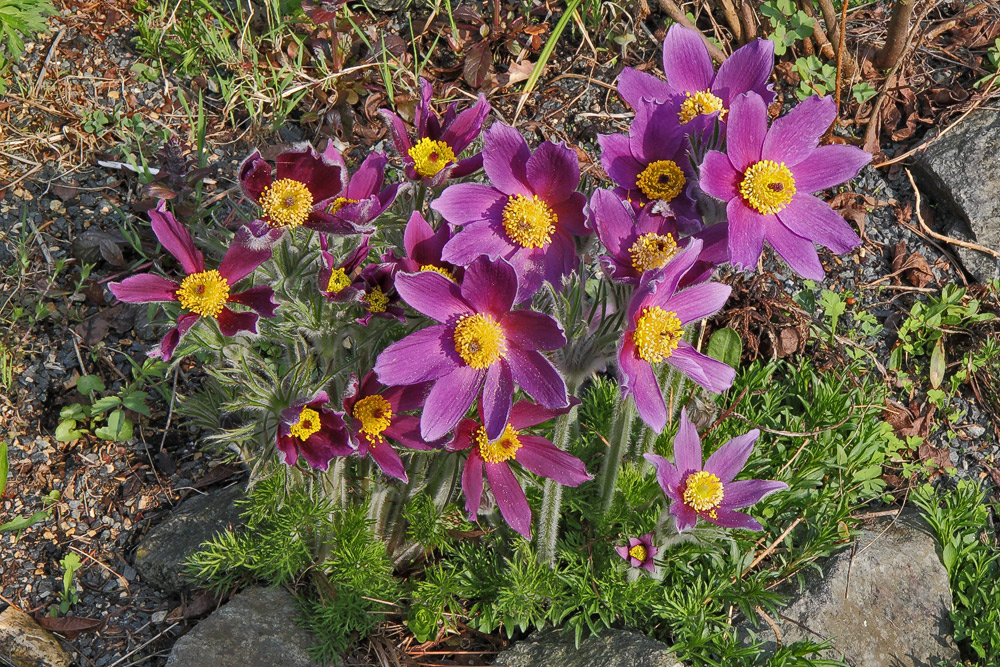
[739,510,960,666]
[165,587,323,667]
[134,485,243,594]
[912,107,1000,282]
[494,628,685,667]
[0,606,72,667]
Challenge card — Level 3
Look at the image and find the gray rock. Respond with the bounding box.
[739,510,960,667]
[494,628,685,667]
[912,108,1000,282]
[365,0,410,10]
[0,606,72,667]
[134,485,243,594]
[165,587,324,667]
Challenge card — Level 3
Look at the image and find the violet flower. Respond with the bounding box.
[617,24,775,139]
[277,391,354,470]
[699,93,871,279]
[109,202,277,361]
[323,151,401,233]
[381,78,490,185]
[318,235,369,302]
[619,240,735,433]
[615,533,658,571]
[342,372,440,482]
[384,211,464,284]
[373,256,568,442]
[353,262,406,326]
[434,123,590,303]
[644,408,787,532]
[598,99,700,230]
[448,399,591,538]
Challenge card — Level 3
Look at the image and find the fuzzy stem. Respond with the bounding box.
[598,395,635,513]
[535,378,580,567]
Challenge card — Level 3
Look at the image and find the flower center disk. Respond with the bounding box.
[289,407,322,442]
[683,470,724,515]
[628,544,648,562]
[502,194,557,249]
[364,286,389,313]
[453,313,506,369]
[678,90,727,124]
[353,394,393,444]
[259,178,314,229]
[476,424,522,464]
[739,160,796,215]
[176,270,230,318]
[419,264,455,281]
[326,268,351,294]
[632,307,683,363]
[636,160,686,202]
[408,138,456,178]
[629,233,679,273]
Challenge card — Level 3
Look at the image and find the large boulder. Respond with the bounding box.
[165,587,325,667]
[912,108,1000,282]
[740,510,960,666]
[0,606,72,667]
[134,484,244,594]
[493,628,685,667]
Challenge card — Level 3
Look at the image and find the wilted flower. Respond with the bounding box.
[109,202,277,361]
[615,533,658,571]
[342,372,440,482]
[644,408,787,532]
[319,235,369,302]
[434,123,589,303]
[381,78,490,186]
[354,262,406,326]
[617,24,775,139]
[699,93,871,279]
[448,399,591,538]
[598,99,700,230]
[277,391,354,470]
[619,240,735,432]
[384,211,464,284]
[374,256,568,442]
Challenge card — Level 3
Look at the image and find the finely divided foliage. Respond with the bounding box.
[114,23,878,659]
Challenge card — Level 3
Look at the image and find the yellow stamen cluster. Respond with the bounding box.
[365,286,389,313]
[419,264,455,281]
[683,470,725,517]
[408,138,456,178]
[678,90,727,124]
[328,197,358,214]
[501,194,557,249]
[176,269,230,318]
[453,313,506,369]
[352,394,393,444]
[636,160,686,202]
[476,424,522,464]
[632,306,683,363]
[259,178,314,229]
[629,233,679,273]
[289,407,322,441]
[739,160,797,215]
[326,268,351,294]
[628,544,648,562]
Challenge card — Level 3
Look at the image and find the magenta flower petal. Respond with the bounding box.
[721,479,789,509]
[712,38,775,107]
[482,124,532,196]
[703,430,760,483]
[275,143,345,202]
[374,324,461,385]
[431,183,507,226]
[217,308,258,336]
[507,399,575,430]
[502,310,567,351]
[238,151,273,202]
[663,282,733,324]
[109,274,179,303]
[156,312,199,361]
[442,94,491,153]
[421,365,483,441]
[485,461,532,538]
[726,198,768,270]
[482,362,514,440]
[661,24,714,93]
[673,408,703,476]
[460,256,518,318]
[700,151,741,201]
[778,194,862,255]
[394,271,472,323]
[762,95,836,166]
[616,66,672,108]
[403,210,436,256]
[344,152,388,199]
[383,415,436,451]
[619,338,668,433]
[379,108,414,155]
[767,221,825,280]
[793,145,873,193]
[149,202,204,274]
[643,453,681,499]
[462,447,485,519]
[525,140,579,203]
[515,435,592,486]
[669,343,737,393]
[217,243,271,285]
[441,220,515,266]
[598,133,643,188]
[366,438,408,481]
[505,346,568,409]
[229,286,278,318]
[727,93,768,171]
[673,502,699,532]
[711,508,763,530]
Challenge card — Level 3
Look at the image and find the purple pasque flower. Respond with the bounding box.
[615,533,658,571]
[353,262,406,326]
[617,24,774,139]
[380,77,490,186]
[619,240,735,433]
[373,256,569,442]
[448,399,591,539]
[318,235,369,302]
[324,151,401,233]
[699,93,871,280]
[591,189,725,287]
[277,391,354,470]
[109,202,277,361]
[598,99,700,231]
[434,123,590,304]
[384,211,465,284]
[342,372,440,482]
[644,408,787,532]
[238,142,350,243]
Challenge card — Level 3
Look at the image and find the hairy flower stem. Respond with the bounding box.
[598,396,635,513]
[536,379,580,567]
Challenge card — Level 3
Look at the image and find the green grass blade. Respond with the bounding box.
[514,0,582,123]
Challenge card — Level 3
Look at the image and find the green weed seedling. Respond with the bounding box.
[794,55,838,100]
[0,439,8,497]
[760,0,814,57]
[0,489,59,535]
[52,552,83,616]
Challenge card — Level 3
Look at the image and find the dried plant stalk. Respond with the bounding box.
[875,0,915,69]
